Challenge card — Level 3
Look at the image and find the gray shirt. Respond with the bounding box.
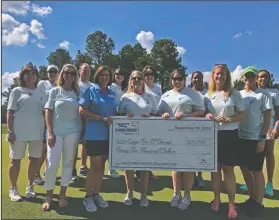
[239,88,272,140]
[118,92,157,116]
[37,80,56,96]
[109,83,125,102]
[264,88,279,127]
[8,87,46,141]
[158,87,205,117]
[204,90,245,130]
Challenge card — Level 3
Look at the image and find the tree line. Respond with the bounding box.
[2,30,278,122]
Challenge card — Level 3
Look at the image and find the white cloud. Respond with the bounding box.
[136,31,154,52]
[31,39,37,43]
[2,1,30,15]
[32,4,52,16]
[176,46,186,57]
[37,43,46,49]
[233,33,243,39]
[233,30,252,39]
[59,40,70,50]
[2,13,19,30]
[30,19,45,39]
[1,72,20,92]
[2,23,30,46]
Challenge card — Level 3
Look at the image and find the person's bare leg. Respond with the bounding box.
[125,170,134,194]
[38,143,47,174]
[240,167,256,200]
[253,171,265,204]
[9,159,21,187]
[28,157,38,186]
[211,165,222,211]
[182,172,194,197]
[172,171,181,195]
[265,140,275,184]
[80,143,87,169]
[140,171,150,196]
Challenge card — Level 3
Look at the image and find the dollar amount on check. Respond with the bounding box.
[109,117,218,172]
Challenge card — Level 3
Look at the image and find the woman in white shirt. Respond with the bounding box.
[205,64,245,219]
[41,64,81,211]
[35,65,59,185]
[158,69,205,211]
[118,70,157,207]
[189,71,207,188]
[7,65,46,202]
[239,69,279,197]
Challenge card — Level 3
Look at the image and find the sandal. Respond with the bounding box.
[59,196,68,208]
[41,198,52,211]
[228,204,238,219]
[210,199,221,212]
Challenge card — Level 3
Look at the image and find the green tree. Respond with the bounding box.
[47,48,73,70]
[103,53,120,70]
[149,39,187,92]
[74,50,93,69]
[233,79,245,91]
[38,65,48,80]
[85,31,115,67]
[203,82,209,90]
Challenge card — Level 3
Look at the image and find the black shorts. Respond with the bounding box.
[85,140,109,156]
[238,138,266,172]
[218,129,240,166]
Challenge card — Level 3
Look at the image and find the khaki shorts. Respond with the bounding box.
[9,140,43,159]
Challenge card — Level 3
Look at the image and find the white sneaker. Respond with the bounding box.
[26,185,36,199]
[93,194,108,208]
[178,195,191,210]
[83,197,97,212]
[9,187,22,202]
[140,195,149,207]
[108,170,120,178]
[170,193,181,207]
[124,193,133,206]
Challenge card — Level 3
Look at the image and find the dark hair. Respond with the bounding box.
[189,71,204,88]
[258,69,271,88]
[93,65,113,86]
[142,65,156,77]
[169,68,186,89]
[18,65,39,87]
[112,67,128,91]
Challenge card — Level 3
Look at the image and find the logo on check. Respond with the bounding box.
[115,121,139,135]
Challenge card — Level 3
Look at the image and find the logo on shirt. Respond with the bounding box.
[115,121,139,135]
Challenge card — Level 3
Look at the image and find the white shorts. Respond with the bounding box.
[9,140,43,159]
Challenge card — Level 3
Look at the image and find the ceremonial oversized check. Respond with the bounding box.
[109,117,218,172]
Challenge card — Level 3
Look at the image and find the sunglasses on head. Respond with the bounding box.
[172,77,184,82]
[132,76,143,81]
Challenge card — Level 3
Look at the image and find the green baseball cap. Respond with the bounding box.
[242,66,258,76]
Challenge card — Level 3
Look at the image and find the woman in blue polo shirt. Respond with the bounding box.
[79,65,118,213]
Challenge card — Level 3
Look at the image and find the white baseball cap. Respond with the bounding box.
[47,65,59,72]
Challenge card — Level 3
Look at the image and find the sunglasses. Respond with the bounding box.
[172,77,184,82]
[132,77,143,81]
[63,71,76,76]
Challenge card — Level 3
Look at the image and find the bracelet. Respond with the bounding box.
[259,134,267,140]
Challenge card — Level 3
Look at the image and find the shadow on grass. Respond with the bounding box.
[26,196,279,220]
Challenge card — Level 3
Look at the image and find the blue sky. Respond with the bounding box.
[2,1,279,91]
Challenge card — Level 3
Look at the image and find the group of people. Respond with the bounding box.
[6,62,278,219]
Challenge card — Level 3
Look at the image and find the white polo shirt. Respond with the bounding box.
[158,87,205,117]
[8,87,46,141]
[109,83,125,102]
[37,80,56,96]
[79,81,93,96]
[118,92,157,116]
[239,88,272,140]
[204,90,245,131]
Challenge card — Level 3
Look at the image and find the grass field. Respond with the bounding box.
[1,124,279,219]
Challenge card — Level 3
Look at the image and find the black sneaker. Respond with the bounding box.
[71,169,78,181]
[246,201,265,218]
[79,167,88,175]
[33,173,44,185]
[237,198,256,210]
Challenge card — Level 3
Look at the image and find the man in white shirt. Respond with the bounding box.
[34,65,59,185]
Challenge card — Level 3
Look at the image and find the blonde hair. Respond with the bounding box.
[57,64,80,95]
[208,64,232,97]
[127,70,145,93]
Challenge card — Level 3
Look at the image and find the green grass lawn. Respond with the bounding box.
[1,124,279,219]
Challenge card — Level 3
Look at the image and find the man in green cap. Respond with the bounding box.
[237,66,272,218]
